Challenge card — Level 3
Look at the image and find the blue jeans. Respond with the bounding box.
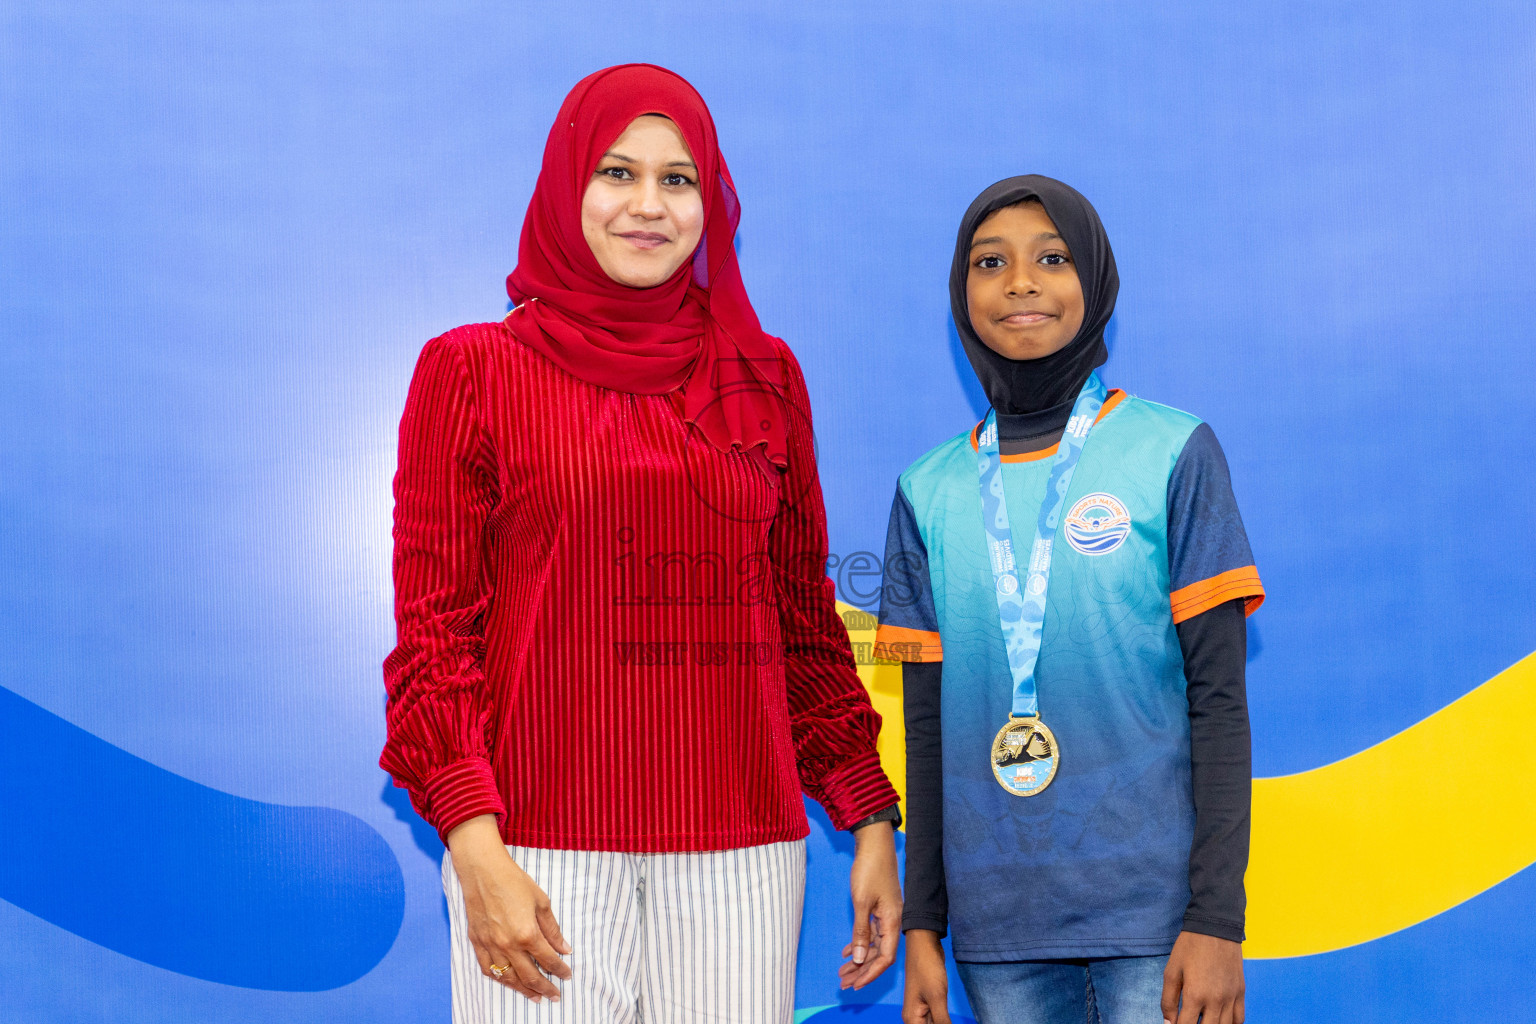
[957,955,1170,1024]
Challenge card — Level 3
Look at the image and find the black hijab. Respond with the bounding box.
[950,175,1119,416]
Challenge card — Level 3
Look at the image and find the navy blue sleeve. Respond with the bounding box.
[1167,423,1265,623]
[875,482,942,663]
[901,658,947,935]
[874,481,949,932]
[1168,424,1258,943]
[1176,599,1250,943]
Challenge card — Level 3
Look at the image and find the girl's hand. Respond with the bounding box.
[902,929,951,1024]
[839,821,902,989]
[446,815,573,1003]
[1161,930,1245,1024]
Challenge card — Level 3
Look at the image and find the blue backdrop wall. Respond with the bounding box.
[3,2,1534,1021]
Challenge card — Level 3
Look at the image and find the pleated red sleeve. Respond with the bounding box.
[379,335,507,845]
[769,344,901,829]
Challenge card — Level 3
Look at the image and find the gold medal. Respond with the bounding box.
[990,716,1059,796]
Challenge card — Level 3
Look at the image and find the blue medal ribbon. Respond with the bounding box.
[976,373,1107,719]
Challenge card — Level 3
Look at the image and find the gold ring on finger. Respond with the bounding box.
[489,963,509,978]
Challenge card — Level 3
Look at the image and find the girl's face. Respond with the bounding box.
[966,201,1085,361]
[581,115,705,288]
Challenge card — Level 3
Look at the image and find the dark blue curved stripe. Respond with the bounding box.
[0,685,405,991]
[1066,523,1130,553]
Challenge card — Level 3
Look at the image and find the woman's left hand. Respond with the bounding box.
[839,821,902,990]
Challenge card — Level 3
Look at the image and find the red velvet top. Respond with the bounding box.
[380,320,899,851]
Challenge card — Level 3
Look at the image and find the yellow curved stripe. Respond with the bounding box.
[837,602,1536,959]
[1245,649,1536,957]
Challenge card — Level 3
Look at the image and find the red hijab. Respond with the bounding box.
[506,64,789,468]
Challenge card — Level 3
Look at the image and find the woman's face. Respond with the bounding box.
[581,115,705,288]
[966,201,1085,361]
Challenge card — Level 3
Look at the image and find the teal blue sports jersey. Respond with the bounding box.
[876,392,1264,960]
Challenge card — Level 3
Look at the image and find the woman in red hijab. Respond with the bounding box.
[380,64,902,1022]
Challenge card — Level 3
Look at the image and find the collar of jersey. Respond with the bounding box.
[968,388,1127,463]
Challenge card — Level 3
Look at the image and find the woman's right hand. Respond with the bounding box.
[446,815,573,1002]
[903,929,952,1024]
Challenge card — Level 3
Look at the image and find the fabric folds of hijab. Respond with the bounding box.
[506,64,788,467]
[950,175,1120,416]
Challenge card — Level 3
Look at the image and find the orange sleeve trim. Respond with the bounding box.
[1170,565,1266,624]
[971,390,1127,460]
[872,623,943,663]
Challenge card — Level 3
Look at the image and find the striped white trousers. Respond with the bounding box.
[443,841,806,1024]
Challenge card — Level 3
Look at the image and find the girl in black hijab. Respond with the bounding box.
[952,174,1118,419]
[879,176,1264,1024]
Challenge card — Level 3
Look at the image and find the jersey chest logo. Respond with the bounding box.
[1064,492,1132,556]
